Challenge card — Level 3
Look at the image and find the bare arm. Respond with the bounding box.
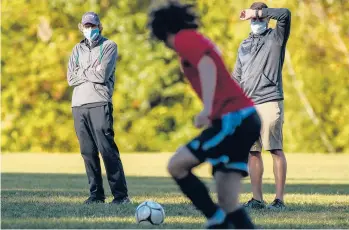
[197,55,217,115]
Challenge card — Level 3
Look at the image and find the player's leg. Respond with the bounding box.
[89,104,129,203]
[263,101,286,209]
[215,171,254,229]
[167,146,225,226]
[217,110,260,228]
[73,107,105,203]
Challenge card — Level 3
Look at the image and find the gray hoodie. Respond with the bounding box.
[67,36,117,107]
[232,8,291,105]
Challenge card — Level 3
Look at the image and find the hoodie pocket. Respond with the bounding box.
[93,83,110,100]
[261,73,276,86]
[102,103,114,136]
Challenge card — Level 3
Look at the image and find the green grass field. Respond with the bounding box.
[2,153,349,229]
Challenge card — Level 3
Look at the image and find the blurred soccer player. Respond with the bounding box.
[148,2,261,229]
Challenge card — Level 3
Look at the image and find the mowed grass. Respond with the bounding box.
[2,153,349,229]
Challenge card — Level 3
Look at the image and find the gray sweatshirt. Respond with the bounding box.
[67,36,117,107]
[232,8,291,105]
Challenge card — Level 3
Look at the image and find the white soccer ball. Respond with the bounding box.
[135,200,165,225]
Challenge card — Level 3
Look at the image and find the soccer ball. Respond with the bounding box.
[135,200,165,225]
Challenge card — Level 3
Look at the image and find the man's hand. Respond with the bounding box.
[194,110,211,129]
[240,9,257,20]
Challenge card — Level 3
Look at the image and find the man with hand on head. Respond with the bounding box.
[67,12,130,205]
[233,2,291,210]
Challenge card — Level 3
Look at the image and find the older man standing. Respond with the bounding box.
[233,2,291,210]
[67,12,130,204]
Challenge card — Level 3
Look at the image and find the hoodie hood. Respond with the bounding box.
[247,28,272,52]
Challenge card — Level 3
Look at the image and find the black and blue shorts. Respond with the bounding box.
[186,107,261,177]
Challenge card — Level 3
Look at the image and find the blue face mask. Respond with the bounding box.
[83,27,100,42]
[250,20,267,35]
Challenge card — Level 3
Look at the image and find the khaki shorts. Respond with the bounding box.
[250,100,284,152]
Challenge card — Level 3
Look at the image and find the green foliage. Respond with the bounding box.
[1,0,349,153]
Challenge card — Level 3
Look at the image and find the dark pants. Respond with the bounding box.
[73,103,128,200]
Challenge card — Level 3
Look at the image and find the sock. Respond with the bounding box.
[174,172,218,218]
[226,207,255,229]
[205,208,228,229]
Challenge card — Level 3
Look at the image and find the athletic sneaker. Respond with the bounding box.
[243,198,266,209]
[110,196,131,205]
[267,199,286,210]
[83,197,105,204]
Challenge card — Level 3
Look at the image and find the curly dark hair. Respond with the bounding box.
[148,1,199,41]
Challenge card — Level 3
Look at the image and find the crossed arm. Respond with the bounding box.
[67,43,118,86]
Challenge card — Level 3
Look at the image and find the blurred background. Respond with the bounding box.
[1,0,349,154]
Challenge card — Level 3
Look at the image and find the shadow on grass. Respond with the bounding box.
[2,173,349,195]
